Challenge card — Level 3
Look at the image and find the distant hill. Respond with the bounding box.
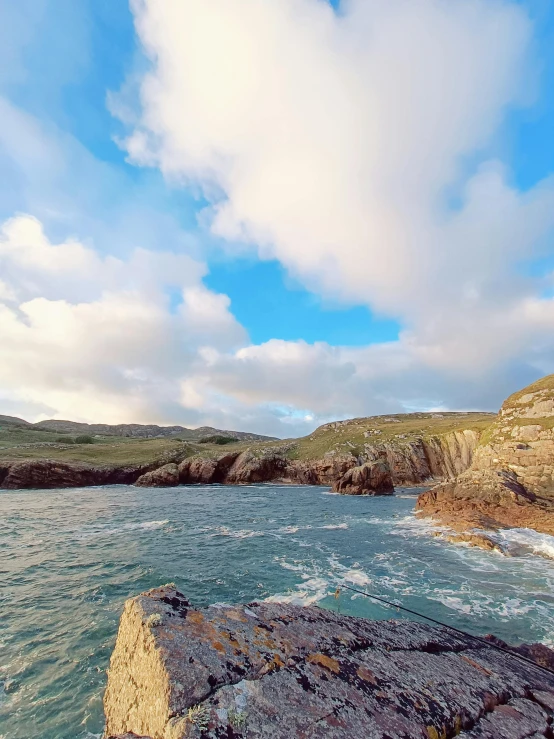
[0,414,276,442]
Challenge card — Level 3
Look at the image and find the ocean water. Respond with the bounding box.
[1,484,554,739]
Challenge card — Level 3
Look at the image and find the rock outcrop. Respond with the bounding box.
[128,430,481,495]
[331,458,394,495]
[0,459,145,489]
[417,375,554,537]
[135,464,180,488]
[103,585,554,739]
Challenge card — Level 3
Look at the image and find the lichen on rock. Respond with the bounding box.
[103,585,554,739]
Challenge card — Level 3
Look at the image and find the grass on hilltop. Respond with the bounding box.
[0,411,498,467]
[503,373,554,409]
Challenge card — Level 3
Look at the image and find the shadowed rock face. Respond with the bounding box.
[103,585,554,739]
[417,375,554,538]
[0,459,145,489]
[135,464,180,488]
[331,458,394,495]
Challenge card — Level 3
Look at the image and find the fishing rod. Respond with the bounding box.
[337,583,554,678]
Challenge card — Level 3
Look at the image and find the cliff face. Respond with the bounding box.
[417,375,554,536]
[135,429,481,494]
[0,459,147,489]
[0,427,481,493]
[103,585,554,739]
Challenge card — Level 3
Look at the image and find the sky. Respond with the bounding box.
[0,0,553,438]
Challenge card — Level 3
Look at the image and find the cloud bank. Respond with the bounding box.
[1,0,553,435]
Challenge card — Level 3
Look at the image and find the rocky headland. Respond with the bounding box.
[0,416,488,495]
[103,584,554,739]
[417,375,554,545]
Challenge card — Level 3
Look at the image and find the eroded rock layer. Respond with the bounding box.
[103,585,554,739]
[417,375,554,536]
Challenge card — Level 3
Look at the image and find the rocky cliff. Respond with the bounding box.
[103,585,554,739]
[132,428,481,494]
[0,459,148,489]
[0,413,488,492]
[417,375,554,538]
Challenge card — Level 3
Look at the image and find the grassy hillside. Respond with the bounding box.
[290,412,495,461]
[0,411,496,467]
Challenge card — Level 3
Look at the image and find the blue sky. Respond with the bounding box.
[0,0,553,435]
[1,0,401,348]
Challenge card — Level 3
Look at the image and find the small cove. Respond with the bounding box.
[1,483,554,739]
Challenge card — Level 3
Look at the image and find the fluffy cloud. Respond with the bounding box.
[0,214,247,424]
[1,0,554,436]
[122,0,554,378]
[1,212,551,436]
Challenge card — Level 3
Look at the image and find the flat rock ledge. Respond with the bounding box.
[103,585,554,739]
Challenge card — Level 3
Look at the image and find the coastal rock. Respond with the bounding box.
[178,453,240,484]
[417,469,554,536]
[103,585,554,739]
[417,375,554,539]
[0,459,143,489]
[288,454,361,485]
[331,458,394,495]
[135,464,180,488]
[0,421,483,491]
[225,449,290,484]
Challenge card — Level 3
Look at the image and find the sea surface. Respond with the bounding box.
[1,484,554,739]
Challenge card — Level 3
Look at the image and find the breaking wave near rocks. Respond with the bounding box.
[1,483,553,739]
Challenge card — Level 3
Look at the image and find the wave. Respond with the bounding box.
[278,524,313,534]
[210,526,264,539]
[319,523,348,530]
[488,528,554,560]
[265,576,330,607]
[76,519,169,538]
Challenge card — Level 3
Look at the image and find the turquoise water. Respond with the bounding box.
[1,484,554,739]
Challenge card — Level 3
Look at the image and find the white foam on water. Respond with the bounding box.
[135,520,169,531]
[489,528,554,560]
[275,558,306,572]
[320,523,348,530]
[76,519,170,538]
[210,526,263,539]
[342,569,372,586]
[265,575,330,607]
[278,524,313,534]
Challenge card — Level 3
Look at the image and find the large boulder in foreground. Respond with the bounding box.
[331,458,394,495]
[417,374,554,538]
[103,585,554,739]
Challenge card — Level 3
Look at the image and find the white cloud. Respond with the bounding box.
[121,0,554,380]
[0,213,247,425]
[1,0,554,437]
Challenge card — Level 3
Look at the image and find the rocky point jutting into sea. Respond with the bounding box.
[103,584,554,739]
[417,375,554,545]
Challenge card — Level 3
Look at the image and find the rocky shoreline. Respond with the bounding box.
[416,375,554,547]
[3,374,553,545]
[0,428,480,495]
[103,584,554,739]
